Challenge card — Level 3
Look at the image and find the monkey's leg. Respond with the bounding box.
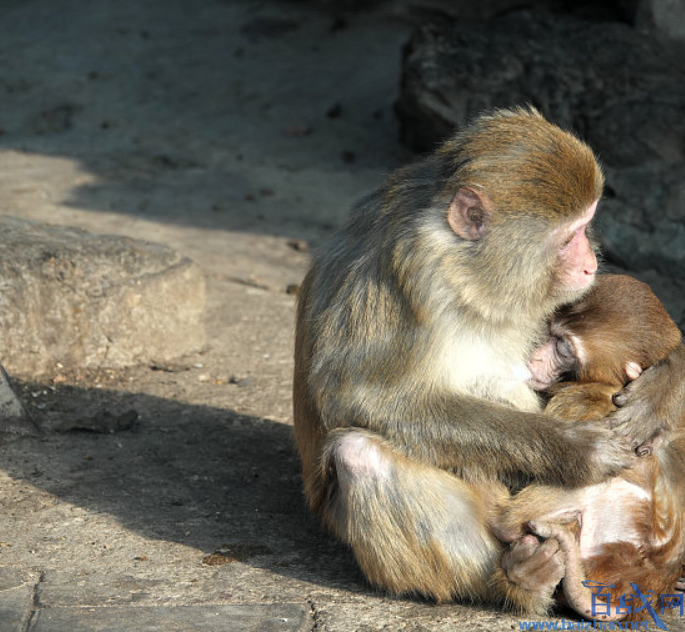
[528,520,626,623]
[321,428,560,612]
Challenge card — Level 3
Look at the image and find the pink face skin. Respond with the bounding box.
[528,337,564,391]
[552,200,598,293]
[526,336,644,393]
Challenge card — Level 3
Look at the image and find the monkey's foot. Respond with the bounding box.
[528,520,625,623]
[491,534,564,615]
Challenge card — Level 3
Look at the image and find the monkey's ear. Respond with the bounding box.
[447,188,490,241]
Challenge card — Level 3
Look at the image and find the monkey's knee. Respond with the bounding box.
[325,429,392,491]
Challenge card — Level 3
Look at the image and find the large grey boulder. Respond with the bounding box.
[622,0,685,42]
[396,11,685,279]
[0,363,38,438]
[0,216,205,376]
[397,11,685,162]
[598,164,685,277]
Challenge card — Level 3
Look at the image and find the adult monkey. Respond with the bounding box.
[293,107,681,612]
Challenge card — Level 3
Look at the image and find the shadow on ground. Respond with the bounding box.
[0,0,410,241]
[0,379,365,596]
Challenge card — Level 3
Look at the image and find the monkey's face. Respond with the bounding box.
[445,185,601,322]
[548,201,599,303]
[528,334,579,391]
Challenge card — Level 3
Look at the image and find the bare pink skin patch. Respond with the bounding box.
[551,201,598,294]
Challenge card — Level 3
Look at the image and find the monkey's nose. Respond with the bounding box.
[584,252,598,276]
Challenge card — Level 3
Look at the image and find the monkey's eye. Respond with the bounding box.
[560,231,576,249]
[555,337,575,360]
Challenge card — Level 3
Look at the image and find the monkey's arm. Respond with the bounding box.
[494,483,582,542]
[319,385,632,488]
[416,394,631,486]
[611,344,685,449]
[650,428,685,547]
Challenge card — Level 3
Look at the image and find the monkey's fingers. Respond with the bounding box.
[607,402,663,452]
[636,443,653,457]
[635,434,664,457]
[525,521,624,623]
[527,520,552,539]
[579,423,635,482]
[625,362,643,381]
[611,382,637,409]
[611,346,685,442]
[491,521,522,544]
[611,357,665,411]
[527,513,581,540]
[606,389,664,452]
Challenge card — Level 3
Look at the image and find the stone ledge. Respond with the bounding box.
[0,216,205,376]
[29,604,310,632]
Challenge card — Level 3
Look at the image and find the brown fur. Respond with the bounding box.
[553,274,682,388]
[499,275,685,622]
[293,107,633,613]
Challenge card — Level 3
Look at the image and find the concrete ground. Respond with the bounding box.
[0,0,682,630]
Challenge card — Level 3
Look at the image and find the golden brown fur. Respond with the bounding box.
[556,275,681,385]
[545,275,681,421]
[293,108,646,613]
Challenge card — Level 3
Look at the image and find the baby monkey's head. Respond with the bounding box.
[551,274,681,388]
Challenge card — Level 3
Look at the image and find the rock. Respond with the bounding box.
[29,604,310,632]
[396,11,685,279]
[597,164,685,276]
[397,12,685,163]
[0,216,205,376]
[626,0,685,43]
[316,0,620,22]
[0,363,39,439]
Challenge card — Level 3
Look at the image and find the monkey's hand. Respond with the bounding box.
[609,345,685,451]
[557,421,635,485]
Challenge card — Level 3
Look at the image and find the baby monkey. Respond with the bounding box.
[500,274,684,621]
[529,274,681,422]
